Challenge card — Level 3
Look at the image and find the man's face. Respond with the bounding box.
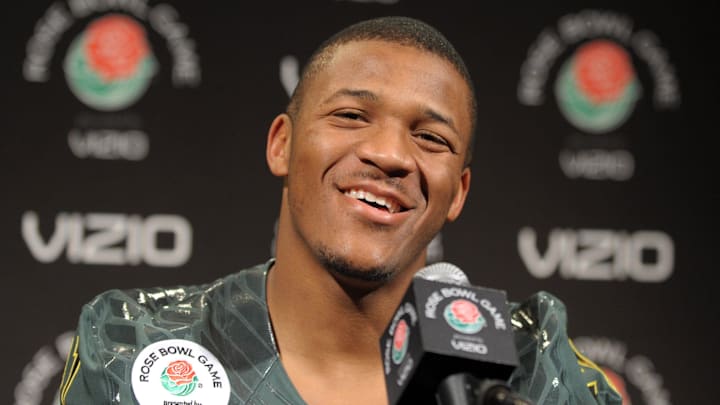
[269,40,472,283]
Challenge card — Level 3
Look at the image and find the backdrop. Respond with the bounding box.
[2,1,717,404]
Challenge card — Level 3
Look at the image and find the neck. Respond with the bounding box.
[267,199,424,363]
[267,252,417,363]
[265,200,425,405]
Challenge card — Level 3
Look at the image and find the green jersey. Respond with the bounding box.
[59,260,620,404]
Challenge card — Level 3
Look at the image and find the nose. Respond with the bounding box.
[355,123,416,177]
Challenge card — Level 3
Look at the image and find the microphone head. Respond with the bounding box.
[382,262,519,405]
[414,262,470,286]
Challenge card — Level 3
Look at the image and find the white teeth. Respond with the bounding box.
[344,189,401,213]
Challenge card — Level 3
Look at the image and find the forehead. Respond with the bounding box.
[303,40,473,139]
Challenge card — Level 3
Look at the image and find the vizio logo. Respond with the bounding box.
[518,227,674,282]
[22,211,192,267]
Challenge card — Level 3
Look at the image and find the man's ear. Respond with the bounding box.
[266,114,292,177]
[446,167,471,222]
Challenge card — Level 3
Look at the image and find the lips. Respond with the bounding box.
[344,188,403,213]
[338,178,415,217]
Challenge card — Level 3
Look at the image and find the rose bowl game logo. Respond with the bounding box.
[555,39,641,134]
[161,360,198,396]
[443,299,486,334]
[131,339,230,405]
[391,319,410,365]
[517,10,681,182]
[64,14,157,111]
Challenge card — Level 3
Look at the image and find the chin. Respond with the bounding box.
[317,246,395,284]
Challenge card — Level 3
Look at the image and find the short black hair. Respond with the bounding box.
[287,16,477,166]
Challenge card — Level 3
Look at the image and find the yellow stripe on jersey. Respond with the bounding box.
[60,336,82,405]
[569,338,620,397]
[587,380,599,396]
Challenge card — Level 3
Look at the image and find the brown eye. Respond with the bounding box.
[415,132,453,153]
[335,111,364,120]
[419,133,447,145]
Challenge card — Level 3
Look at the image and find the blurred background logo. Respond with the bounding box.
[63,14,157,111]
[555,39,641,134]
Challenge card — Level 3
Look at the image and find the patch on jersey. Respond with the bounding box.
[131,339,231,405]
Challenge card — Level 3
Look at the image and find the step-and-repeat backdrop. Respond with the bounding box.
[2,1,716,404]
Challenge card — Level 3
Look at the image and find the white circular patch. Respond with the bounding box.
[131,339,230,405]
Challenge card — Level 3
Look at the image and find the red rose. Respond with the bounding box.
[393,320,408,350]
[84,14,149,81]
[451,300,480,324]
[574,40,634,104]
[165,360,196,386]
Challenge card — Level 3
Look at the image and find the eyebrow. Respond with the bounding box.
[423,108,458,136]
[321,88,379,105]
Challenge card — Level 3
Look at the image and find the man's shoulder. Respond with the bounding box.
[83,261,269,329]
[508,291,622,405]
[59,261,275,405]
[74,261,273,364]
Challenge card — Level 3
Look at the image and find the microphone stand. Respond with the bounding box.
[436,374,535,405]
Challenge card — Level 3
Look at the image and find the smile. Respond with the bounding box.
[344,189,404,214]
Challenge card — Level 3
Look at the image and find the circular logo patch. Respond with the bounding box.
[554,39,640,133]
[391,319,410,365]
[131,339,230,405]
[63,14,157,111]
[443,299,486,334]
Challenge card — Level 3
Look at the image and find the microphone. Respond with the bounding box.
[380,262,529,405]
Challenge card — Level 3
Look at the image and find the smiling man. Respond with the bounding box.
[264,29,473,404]
[59,16,620,405]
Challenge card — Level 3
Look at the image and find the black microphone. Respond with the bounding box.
[380,262,530,405]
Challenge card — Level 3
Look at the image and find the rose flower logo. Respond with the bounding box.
[443,299,486,334]
[554,39,641,133]
[160,360,199,396]
[63,13,157,111]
